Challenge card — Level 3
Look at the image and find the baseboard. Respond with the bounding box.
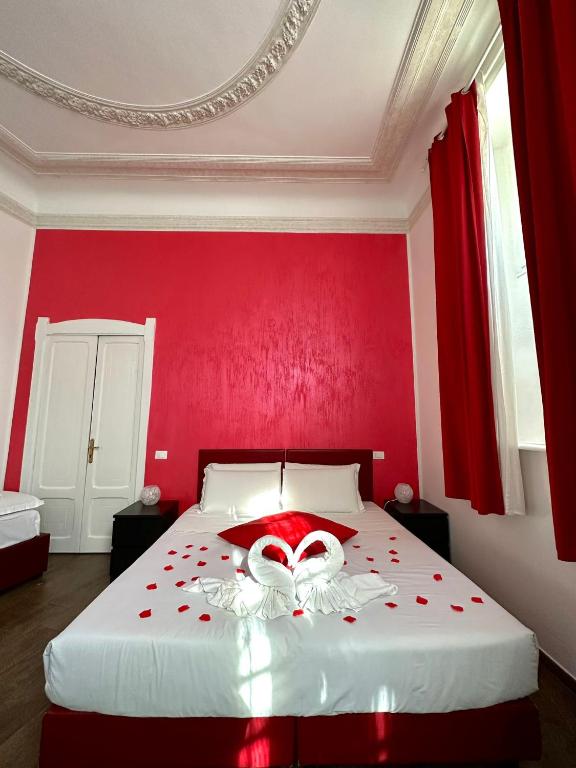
[540,650,576,694]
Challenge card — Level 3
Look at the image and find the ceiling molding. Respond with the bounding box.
[0,0,481,181]
[0,189,35,226]
[407,186,431,230]
[372,0,474,178]
[0,0,320,130]
[0,189,408,233]
[35,213,408,234]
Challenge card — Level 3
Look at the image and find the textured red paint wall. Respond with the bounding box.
[5,230,418,509]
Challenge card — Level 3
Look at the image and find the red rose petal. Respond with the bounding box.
[416,595,428,605]
[221,555,230,561]
[200,546,208,551]
[433,573,443,582]
[182,554,190,559]
[168,549,177,555]
[385,602,398,609]
[178,604,190,613]
[146,583,157,590]
[471,596,484,604]
[190,576,199,582]
[353,545,361,548]
[163,564,174,571]
[185,544,194,549]
[197,561,207,567]
[343,615,357,623]
[293,609,304,616]
[388,549,398,555]
[366,556,375,562]
[370,569,379,574]
[391,558,400,563]
[389,536,397,541]
[236,568,246,574]
[199,613,211,622]
[139,609,152,619]
[451,604,464,612]
[175,580,186,587]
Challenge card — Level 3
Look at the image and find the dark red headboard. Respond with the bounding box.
[286,449,373,501]
[197,448,373,502]
[197,449,285,500]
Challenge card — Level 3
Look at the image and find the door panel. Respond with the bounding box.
[31,335,98,552]
[80,336,144,552]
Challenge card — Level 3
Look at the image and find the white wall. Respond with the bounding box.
[409,202,576,680]
[0,209,35,486]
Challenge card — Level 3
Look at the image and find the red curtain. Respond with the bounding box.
[429,85,505,516]
[499,0,576,560]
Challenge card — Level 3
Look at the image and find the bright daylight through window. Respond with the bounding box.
[485,65,545,448]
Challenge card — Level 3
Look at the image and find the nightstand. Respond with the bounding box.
[385,499,451,562]
[109,500,179,580]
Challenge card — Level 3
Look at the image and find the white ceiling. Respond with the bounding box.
[0,0,501,224]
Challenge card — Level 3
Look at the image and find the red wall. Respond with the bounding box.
[5,230,418,509]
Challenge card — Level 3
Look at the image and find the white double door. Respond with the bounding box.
[30,334,144,552]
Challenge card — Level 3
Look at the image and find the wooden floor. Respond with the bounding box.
[0,554,575,768]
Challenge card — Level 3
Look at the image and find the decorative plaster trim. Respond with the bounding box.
[0,188,35,226]
[0,0,483,181]
[407,187,431,230]
[372,0,475,178]
[0,189,409,232]
[35,212,409,234]
[0,0,320,129]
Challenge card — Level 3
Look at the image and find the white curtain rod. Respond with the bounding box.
[435,24,503,141]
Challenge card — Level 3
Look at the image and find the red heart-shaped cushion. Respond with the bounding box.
[219,511,357,564]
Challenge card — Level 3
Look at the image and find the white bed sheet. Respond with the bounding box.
[0,507,40,549]
[44,503,538,718]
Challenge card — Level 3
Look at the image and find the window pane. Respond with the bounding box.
[486,67,545,446]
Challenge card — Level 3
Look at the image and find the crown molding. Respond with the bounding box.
[372,0,475,178]
[35,213,408,234]
[0,0,479,181]
[0,189,408,233]
[407,186,431,230]
[0,189,35,226]
[0,0,320,130]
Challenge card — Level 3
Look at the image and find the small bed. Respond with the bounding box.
[0,493,49,592]
[39,450,540,767]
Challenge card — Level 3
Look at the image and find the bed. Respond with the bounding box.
[0,501,50,592]
[39,449,541,767]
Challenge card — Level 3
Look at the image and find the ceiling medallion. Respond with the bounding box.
[0,0,319,129]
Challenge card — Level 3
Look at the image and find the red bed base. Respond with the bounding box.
[0,532,50,592]
[40,698,540,767]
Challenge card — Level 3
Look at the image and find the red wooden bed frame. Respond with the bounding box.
[0,531,49,592]
[39,449,541,767]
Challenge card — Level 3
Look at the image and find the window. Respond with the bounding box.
[484,65,545,448]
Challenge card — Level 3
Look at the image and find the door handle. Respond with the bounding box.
[87,438,100,464]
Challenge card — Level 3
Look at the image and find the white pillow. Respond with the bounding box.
[0,491,44,517]
[200,467,281,517]
[207,462,282,471]
[284,462,365,511]
[281,466,363,514]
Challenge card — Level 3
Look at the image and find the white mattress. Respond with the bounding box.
[0,507,40,549]
[44,503,538,718]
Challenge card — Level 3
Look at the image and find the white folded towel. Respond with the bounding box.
[184,535,298,620]
[184,531,397,619]
[293,531,398,614]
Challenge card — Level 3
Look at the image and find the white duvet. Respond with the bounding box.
[0,507,40,549]
[43,503,538,718]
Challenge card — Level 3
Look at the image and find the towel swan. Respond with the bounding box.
[184,531,398,619]
[293,531,398,614]
[184,535,298,620]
